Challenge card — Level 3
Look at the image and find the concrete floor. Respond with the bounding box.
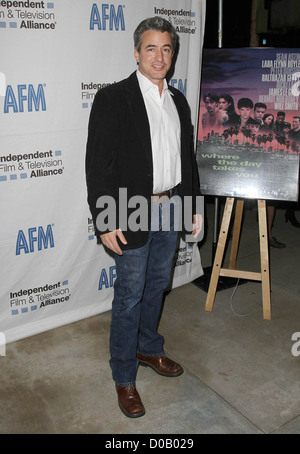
[1,199,300,434]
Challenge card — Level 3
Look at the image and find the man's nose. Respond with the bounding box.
[156,49,164,60]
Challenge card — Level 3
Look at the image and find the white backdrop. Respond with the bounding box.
[0,0,206,344]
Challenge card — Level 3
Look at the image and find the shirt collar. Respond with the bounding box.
[136,70,173,96]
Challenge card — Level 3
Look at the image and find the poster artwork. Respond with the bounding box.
[197,48,300,201]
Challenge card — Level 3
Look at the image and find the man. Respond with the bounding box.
[273,111,286,135]
[86,17,202,418]
[236,97,259,129]
[289,116,300,144]
[202,93,226,134]
[254,102,267,127]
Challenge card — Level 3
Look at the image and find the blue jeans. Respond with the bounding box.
[109,200,179,386]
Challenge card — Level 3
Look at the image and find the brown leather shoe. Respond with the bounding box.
[137,353,184,377]
[115,384,145,418]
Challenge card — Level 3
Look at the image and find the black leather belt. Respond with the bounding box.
[153,186,176,199]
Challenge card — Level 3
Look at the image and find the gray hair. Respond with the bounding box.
[133,16,178,53]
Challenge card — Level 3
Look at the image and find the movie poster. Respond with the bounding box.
[196,48,300,201]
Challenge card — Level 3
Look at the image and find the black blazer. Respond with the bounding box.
[86,71,200,250]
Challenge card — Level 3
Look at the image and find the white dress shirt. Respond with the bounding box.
[136,70,181,194]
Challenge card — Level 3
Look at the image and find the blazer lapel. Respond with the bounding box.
[125,73,153,166]
[168,87,187,156]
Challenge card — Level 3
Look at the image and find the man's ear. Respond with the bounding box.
[134,48,139,64]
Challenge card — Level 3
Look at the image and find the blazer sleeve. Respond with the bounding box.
[176,89,201,214]
[85,88,120,236]
[190,127,201,214]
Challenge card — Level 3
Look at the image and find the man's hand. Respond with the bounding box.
[100,229,127,255]
[192,214,203,238]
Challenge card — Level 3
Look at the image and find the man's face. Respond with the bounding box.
[277,115,285,124]
[293,118,300,130]
[254,107,266,122]
[239,107,251,121]
[204,97,218,116]
[134,30,173,88]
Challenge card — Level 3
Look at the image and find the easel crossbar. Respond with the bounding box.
[219,269,262,281]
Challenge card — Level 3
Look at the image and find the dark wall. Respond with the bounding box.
[203,0,300,49]
[203,0,252,48]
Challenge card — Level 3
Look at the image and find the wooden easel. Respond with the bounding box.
[205,197,271,320]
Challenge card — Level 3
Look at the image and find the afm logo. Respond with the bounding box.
[170,79,187,97]
[16,224,54,255]
[98,265,117,290]
[4,84,46,113]
[90,3,125,30]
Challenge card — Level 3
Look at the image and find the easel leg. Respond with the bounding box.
[204,198,271,320]
[205,197,234,311]
[258,200,271,320]
[229,199,244,269]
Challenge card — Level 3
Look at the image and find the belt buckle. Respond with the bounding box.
[153,193,169,203]
[152,187,175,203]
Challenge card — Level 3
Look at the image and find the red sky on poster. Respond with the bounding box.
[197,48,300,149]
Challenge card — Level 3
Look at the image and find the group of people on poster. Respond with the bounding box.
[200,91,300,248]
[201,92,300,151]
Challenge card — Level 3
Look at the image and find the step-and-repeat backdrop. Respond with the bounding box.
[0,0,205,344]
